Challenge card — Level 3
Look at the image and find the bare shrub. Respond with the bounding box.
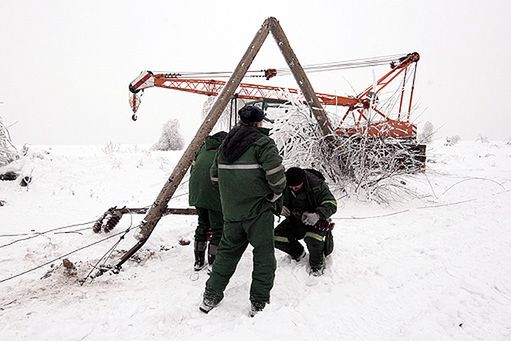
[0,116,19,167]
[445,135,461,146]
[418,121,434,144]
[102,141,120,155]
[476,135,489,143]
[271,98,425,203]
[152,119,184,151]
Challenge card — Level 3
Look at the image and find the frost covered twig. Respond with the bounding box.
[0,116,19,167]
[269,95,426,203]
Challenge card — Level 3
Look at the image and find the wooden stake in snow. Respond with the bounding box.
[110,17,333,273]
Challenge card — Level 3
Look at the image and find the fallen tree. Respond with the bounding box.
[270,100,426,203]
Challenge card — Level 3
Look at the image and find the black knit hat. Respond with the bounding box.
[285,167,306,186]
[238,105,269,124]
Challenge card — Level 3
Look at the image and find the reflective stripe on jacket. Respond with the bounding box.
[283,169,337,220]
[211,127,285,222]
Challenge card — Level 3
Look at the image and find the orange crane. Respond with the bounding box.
[129,52,420,139]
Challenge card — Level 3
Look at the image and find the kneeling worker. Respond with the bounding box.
[274,167,337,276]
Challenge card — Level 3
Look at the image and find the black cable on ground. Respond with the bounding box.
[331,209,410,220]
[0,220,97,248]
[0,226,139,285]
[81,211,136,284]
[0,233,32,238]
[80,230,131,285]
[54,226,93,235]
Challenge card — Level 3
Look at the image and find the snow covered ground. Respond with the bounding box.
[1,140,510,341]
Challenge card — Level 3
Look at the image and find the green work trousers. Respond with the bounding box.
[193,207,224,246]
[205,210,276,304]
[274,218,331,269]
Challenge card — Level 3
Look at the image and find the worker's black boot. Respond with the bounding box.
[207,244,218,266]
[305,235,325,276]
[249,301,266,317]
[199,288,223,313]
[194,241,207,271]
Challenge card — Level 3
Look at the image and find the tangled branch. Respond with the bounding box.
[269,96,426,203]
[0,116,19,167]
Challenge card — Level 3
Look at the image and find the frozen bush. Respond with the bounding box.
[418,121,434,144]
[445,135,461,146]
[0,116,19,167]
[270,98,425,203]
[152,119,184,151]
[102,141,120,155]
[476,135,489,143]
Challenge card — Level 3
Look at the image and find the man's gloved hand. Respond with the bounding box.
[315,220,331,232]
[281,206,291,217]
[301,211,320,226]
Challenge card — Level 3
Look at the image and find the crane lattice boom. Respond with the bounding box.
[129,52,420,139]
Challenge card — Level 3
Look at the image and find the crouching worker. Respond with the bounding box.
[274,167,337,276]
[189,131,228,271]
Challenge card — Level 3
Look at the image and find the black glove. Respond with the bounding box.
[314,220,331,232]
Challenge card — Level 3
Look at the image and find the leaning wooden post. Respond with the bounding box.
[268,17,335,140]
[112,20,272,271]
[268,17,352,175]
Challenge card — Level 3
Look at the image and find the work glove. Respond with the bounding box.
[301,211,320,226]
[281,206,291,217]
[315,220,332,233]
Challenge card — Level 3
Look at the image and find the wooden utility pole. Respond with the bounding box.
[111,20,271,271]
[109,17,336,273]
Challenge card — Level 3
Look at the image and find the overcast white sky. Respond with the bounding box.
[1,0,510,145]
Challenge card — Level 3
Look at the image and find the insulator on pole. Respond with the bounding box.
[102,211,123,233]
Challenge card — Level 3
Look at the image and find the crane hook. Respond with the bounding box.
[132,114,138,121]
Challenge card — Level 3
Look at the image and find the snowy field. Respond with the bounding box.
[1,140,510,341]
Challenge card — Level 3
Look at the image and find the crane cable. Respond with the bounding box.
[151,53,409,79]
[275,53,407,76]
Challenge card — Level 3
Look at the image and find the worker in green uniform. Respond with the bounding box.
[189,131,227,271]
[199,105,286,317]
[274,167,337,276]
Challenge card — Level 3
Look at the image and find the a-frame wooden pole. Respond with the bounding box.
[111,20,271,272]
[109,17,339,273]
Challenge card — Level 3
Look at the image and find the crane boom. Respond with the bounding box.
[129,72,364,111]
[128,52,420,139]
